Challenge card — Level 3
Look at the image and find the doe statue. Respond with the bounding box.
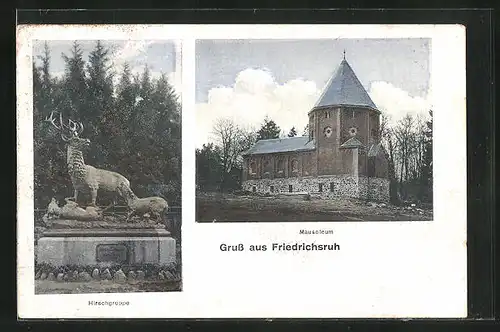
[118,182,169,222]
[45,111,132,208]
[43,197,101,223]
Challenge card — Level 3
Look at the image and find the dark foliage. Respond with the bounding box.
[256,116,281,141]
[420,110,433,202]
[195,143,224,192]
[33,41,181,209]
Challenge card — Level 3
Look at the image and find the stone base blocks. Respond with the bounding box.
[242,175,389,202]
[37,228,176,267]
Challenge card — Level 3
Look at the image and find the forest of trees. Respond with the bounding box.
[33,41,181,209]
[380,111,433,204]
[196,111,433,205]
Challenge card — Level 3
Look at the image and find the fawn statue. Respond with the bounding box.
[117,182,169,222]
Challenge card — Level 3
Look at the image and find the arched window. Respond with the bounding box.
[291,159,299,172]
[263,160,270,173]
[277,159,284,173]
[249,161,256,174]
[263,158,274,175]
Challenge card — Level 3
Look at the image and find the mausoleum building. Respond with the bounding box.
[241,57,390,201]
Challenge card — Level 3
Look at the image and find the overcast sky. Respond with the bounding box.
[195,38,431,147]
[33,40,180,92]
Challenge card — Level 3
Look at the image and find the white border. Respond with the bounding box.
[17,24,466,319]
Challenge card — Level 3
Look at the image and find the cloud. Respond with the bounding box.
[110,41,181,96]
[51,71,65,80]
[109,41,155,81]
[196,68,319,147]
[196,71,431,147]
[368,81,431,125]
[110,40,156,68]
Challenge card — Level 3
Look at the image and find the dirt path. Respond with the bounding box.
[196,193,432,222]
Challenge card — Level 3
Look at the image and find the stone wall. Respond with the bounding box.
[242,175,389,201]
[358,176,390,202]
[340,107,370,146]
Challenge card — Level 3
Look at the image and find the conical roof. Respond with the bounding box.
[314,59,378,111]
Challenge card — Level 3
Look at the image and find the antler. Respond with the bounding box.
[44,111,84,141]
[68,119,84,136]
[44,111,63,130]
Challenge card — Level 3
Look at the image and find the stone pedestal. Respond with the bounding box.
[37,220,176,267]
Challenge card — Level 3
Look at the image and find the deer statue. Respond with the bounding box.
[117,182,169,222]
[45,111,132,208]
[43,197,102,223]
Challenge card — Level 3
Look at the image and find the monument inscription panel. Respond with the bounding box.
[96,244,128,263]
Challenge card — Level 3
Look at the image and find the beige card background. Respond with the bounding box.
[17,24,466,318]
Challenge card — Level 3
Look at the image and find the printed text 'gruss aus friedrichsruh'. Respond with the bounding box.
[220,242,340,252]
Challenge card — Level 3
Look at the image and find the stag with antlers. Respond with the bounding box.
[45,111,132,208]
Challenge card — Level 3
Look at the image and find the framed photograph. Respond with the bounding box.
[195,38,433,222]
[17,26,182,303]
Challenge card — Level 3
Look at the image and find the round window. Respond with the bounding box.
[324,126,333,138]
[349,127,358,136]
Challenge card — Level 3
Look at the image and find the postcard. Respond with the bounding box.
[17,24,467,319]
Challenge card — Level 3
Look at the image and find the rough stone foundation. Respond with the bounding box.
[358,176,390,202]
[242,175,389,202]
